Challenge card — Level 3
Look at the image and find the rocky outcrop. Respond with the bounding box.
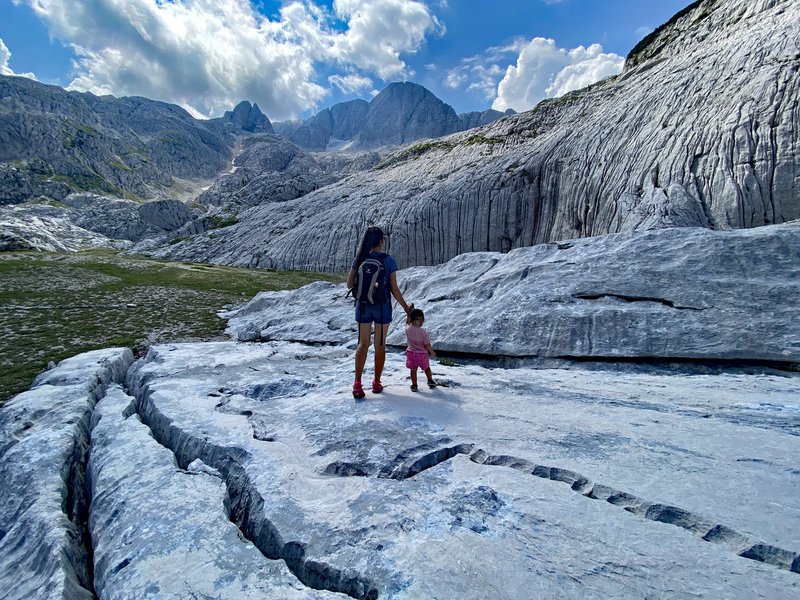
[275,99,370,151]
[457,108,515,130]
[2,338,798,597]
[0,193,200,251]
[219,101,273,134]
[196,135,334,209]
[354,82,462,149]
[224,222,800,364]
[0,348,133,600]
[157,0,800,271]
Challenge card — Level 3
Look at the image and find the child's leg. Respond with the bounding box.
[410,367,418,389]
[424,367,436,386]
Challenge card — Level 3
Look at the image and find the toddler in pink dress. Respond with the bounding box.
[405,307,438,391]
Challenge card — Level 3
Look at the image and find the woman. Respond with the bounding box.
[347,226,410,399]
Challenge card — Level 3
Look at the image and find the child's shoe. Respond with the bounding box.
[427,379,438,388]
[372,380,384,393]
[410,384,418,392]
[352,381,365,399]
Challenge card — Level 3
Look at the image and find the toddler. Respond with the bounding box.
[405,307,437,391]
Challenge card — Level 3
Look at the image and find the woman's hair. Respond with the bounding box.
[353,226,385,270]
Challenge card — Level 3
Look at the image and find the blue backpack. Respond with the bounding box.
[353,253,390,305]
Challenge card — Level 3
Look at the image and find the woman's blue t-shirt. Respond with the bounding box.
[352,252,398,274]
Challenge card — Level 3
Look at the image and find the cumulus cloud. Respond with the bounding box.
[446,36,622,113]
[0,38,37,79]
[16,0,440,119]
[493,39,623,111]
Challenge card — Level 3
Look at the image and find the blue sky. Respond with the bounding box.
[0,0,689,120]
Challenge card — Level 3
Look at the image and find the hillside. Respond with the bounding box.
[155,0,800,271]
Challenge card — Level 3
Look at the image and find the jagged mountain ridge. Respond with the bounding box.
[154,0,800,271]
[0,75,275,202]
[273,82,515,151]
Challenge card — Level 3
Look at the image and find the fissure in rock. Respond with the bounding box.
[130,385,381,599]
[470,449,800,574]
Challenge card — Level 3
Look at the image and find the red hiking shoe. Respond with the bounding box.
[372,380,384,393]
[352,381,365,399]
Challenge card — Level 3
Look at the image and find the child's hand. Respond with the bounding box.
[429,349,436,357]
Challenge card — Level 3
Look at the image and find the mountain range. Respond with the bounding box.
[153,0,799,271]
[1,0,798,272]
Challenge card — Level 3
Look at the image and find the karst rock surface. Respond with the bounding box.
[1,339,798,598]
[0,194,200,251]
[224,222,800,364]
[157,0,800,271]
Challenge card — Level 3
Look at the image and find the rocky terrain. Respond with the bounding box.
[155,0,800,271]
[0,194,200,251]
[273,85,514,152]
[0,77,278,203]
[225,222,800,365]
[1,219,798,598]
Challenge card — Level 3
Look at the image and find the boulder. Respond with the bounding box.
[224,223,800,364]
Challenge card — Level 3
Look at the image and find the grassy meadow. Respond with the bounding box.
[0,250,343,404]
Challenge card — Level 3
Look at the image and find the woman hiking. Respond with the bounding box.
[347,226,410,399]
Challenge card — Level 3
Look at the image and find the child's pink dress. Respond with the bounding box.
[406,324,431,370]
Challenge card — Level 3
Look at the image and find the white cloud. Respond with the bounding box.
[328,73,373,93]
[446,36,622,112]
[16,0,440,119]
[0,38,37,79]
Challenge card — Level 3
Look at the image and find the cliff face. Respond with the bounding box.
[156,0,800,271]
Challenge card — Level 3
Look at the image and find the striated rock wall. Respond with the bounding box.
[157,0,800,271]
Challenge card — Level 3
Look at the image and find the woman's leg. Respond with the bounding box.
[354,322,372,382]
[373,323,390,382]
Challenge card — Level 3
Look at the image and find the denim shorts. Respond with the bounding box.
[355,302,392,324]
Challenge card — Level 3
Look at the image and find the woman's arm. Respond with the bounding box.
[347,268,356,289]
[389,272,410,314]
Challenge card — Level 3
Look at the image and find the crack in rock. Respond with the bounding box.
[130,383,380,599]
[469,449,800,574]
[573,293,704,310]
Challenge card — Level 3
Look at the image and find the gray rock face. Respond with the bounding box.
[354,82,462,149]
[0,194,200,251]
[0,348,133,600]
[224,223,800,364]
[0,75,281,204]
[457,108,515,130]
[273,88,509,152]
[196,136,333,209]
[3,340,798,598]
[276,100,370,151]
[158,0,800,271]
[220,101,273,134]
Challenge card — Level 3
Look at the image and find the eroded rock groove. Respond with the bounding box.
[129,383,380,599]
[470,449,800,574]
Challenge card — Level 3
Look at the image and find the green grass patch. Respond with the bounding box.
[210,215,238,229]
[0,251,343,405]
[462,134,505,146]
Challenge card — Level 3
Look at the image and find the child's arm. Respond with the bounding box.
[424,342,436,357]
